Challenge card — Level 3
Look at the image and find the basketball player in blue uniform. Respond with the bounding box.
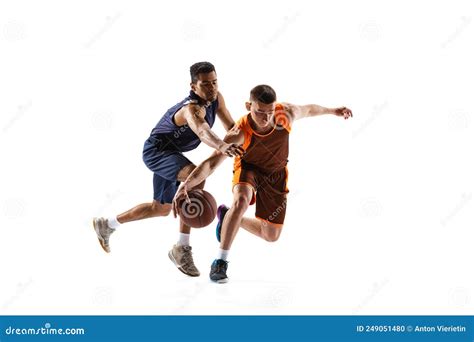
[93,62,243,277]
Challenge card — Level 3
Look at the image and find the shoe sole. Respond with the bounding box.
[168,250,200,277]
[92,219,110,253]
[213,278,229,284]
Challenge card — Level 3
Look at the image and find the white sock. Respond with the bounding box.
[178,233,190,246]
[107,216,121,229]
[218,248,229,261]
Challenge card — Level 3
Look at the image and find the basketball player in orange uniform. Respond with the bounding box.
[173,85,353,283]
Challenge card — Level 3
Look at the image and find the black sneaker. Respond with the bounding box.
[215,205,229,242]
[210,259,229,283]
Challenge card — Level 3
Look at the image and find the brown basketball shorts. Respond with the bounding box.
[232,166,289,225]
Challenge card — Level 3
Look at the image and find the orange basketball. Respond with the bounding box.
[178,189,217,228]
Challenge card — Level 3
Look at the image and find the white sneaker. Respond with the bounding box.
[93,217,115,253]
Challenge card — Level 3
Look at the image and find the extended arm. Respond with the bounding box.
[282,102,353,121]
[183,104,242,157]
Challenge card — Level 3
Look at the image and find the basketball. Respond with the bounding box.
[177,189,217,228]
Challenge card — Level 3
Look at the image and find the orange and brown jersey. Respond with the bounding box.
[232,104,291,224]
[233,103,291,174]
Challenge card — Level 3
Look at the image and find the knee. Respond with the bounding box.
[262,224,282,242]
[263,234,280,242]
[151,201,172,216]
[232,196,250,212]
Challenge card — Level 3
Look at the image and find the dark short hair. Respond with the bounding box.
[190,62,216,83]
[250,84,277,104]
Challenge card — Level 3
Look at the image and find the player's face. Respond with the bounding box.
[191,71,218,102]
[249,101,276,129]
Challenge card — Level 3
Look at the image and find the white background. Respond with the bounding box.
[0,0,473,315]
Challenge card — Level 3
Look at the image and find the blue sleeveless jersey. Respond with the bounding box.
[149,91,219,152]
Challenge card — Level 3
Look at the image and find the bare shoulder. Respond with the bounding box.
[279,102,298,119]
[184,103,206,118]
[174,103,206,125]
[217,91,225,101]
[216,91,227,110]
[215,92,224,110]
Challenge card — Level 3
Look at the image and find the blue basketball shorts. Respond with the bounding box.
[142,136,192,204]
